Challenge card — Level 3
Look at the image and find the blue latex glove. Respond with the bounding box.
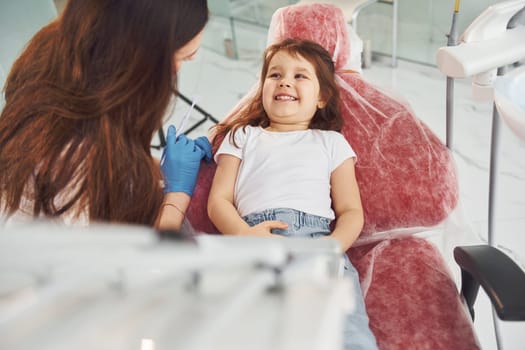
[194,136,212,163]
[160,125,209,195]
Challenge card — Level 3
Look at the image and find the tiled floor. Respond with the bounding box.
[165,18,525,350]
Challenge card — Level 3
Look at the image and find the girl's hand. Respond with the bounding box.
[246,220,288,237]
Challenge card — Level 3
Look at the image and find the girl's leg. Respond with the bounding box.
[343,256,378,350]
[243,209,377,349]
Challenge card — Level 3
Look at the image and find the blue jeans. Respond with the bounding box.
[243,208,378,350]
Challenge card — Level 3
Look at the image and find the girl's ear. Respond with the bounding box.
[317,91,329,109]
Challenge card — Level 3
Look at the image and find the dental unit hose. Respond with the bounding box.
[445,0,461,148]
[447,0,461,46]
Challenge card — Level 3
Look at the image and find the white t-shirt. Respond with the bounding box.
[1,191,89,229]
[215,126,356,219]
[1,168,89,229]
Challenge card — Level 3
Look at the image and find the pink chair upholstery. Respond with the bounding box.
[188,3,479,349]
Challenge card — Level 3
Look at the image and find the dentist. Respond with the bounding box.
[0,0,211,231]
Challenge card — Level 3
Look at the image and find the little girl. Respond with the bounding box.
[208,38,377,350]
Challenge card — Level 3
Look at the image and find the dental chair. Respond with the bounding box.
[188,3,480,349]
[296,0,398,67]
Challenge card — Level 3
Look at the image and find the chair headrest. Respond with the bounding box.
[267,4,352,71]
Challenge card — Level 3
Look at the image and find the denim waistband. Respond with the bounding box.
[243,208,331,237]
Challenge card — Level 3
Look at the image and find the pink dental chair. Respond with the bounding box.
[188,3,480,349]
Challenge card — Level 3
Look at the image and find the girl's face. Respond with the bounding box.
[262,51,324,131]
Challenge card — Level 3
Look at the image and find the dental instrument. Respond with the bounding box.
[176,95,199,138]
[152,92,219,151]
[176,92,219,135]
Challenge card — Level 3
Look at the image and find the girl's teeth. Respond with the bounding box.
[275,95,296,101]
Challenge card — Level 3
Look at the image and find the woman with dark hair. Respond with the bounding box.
[0,0,211,231]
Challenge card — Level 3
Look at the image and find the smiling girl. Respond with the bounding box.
[208,38,378,349]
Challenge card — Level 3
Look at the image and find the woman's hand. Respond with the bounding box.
[194,136,212,162]
[160,125,212,196]
[246,220,288,237]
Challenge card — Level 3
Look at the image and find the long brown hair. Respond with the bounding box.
[0,0,208,225]
[213,38,341,147]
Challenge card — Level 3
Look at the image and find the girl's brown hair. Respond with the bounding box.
[213,38,341,147]
[0,0,208,225]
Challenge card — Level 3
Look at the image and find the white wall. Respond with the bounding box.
[0,0,57,96]
[357,0,522,64]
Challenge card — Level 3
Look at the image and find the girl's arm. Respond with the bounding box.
[329,158,364,252]
[208,154,250,234]
[208,154,287,236]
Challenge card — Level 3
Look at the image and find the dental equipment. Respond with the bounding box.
[176,92,219,135]
[176,95,199,138]
[0,222,351,350]
[437,0,525,242]
[436,0,525,89]
[152,92,219,151]
[297,0,398,67]
[444,0,461,149]
[437,1,525,349]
